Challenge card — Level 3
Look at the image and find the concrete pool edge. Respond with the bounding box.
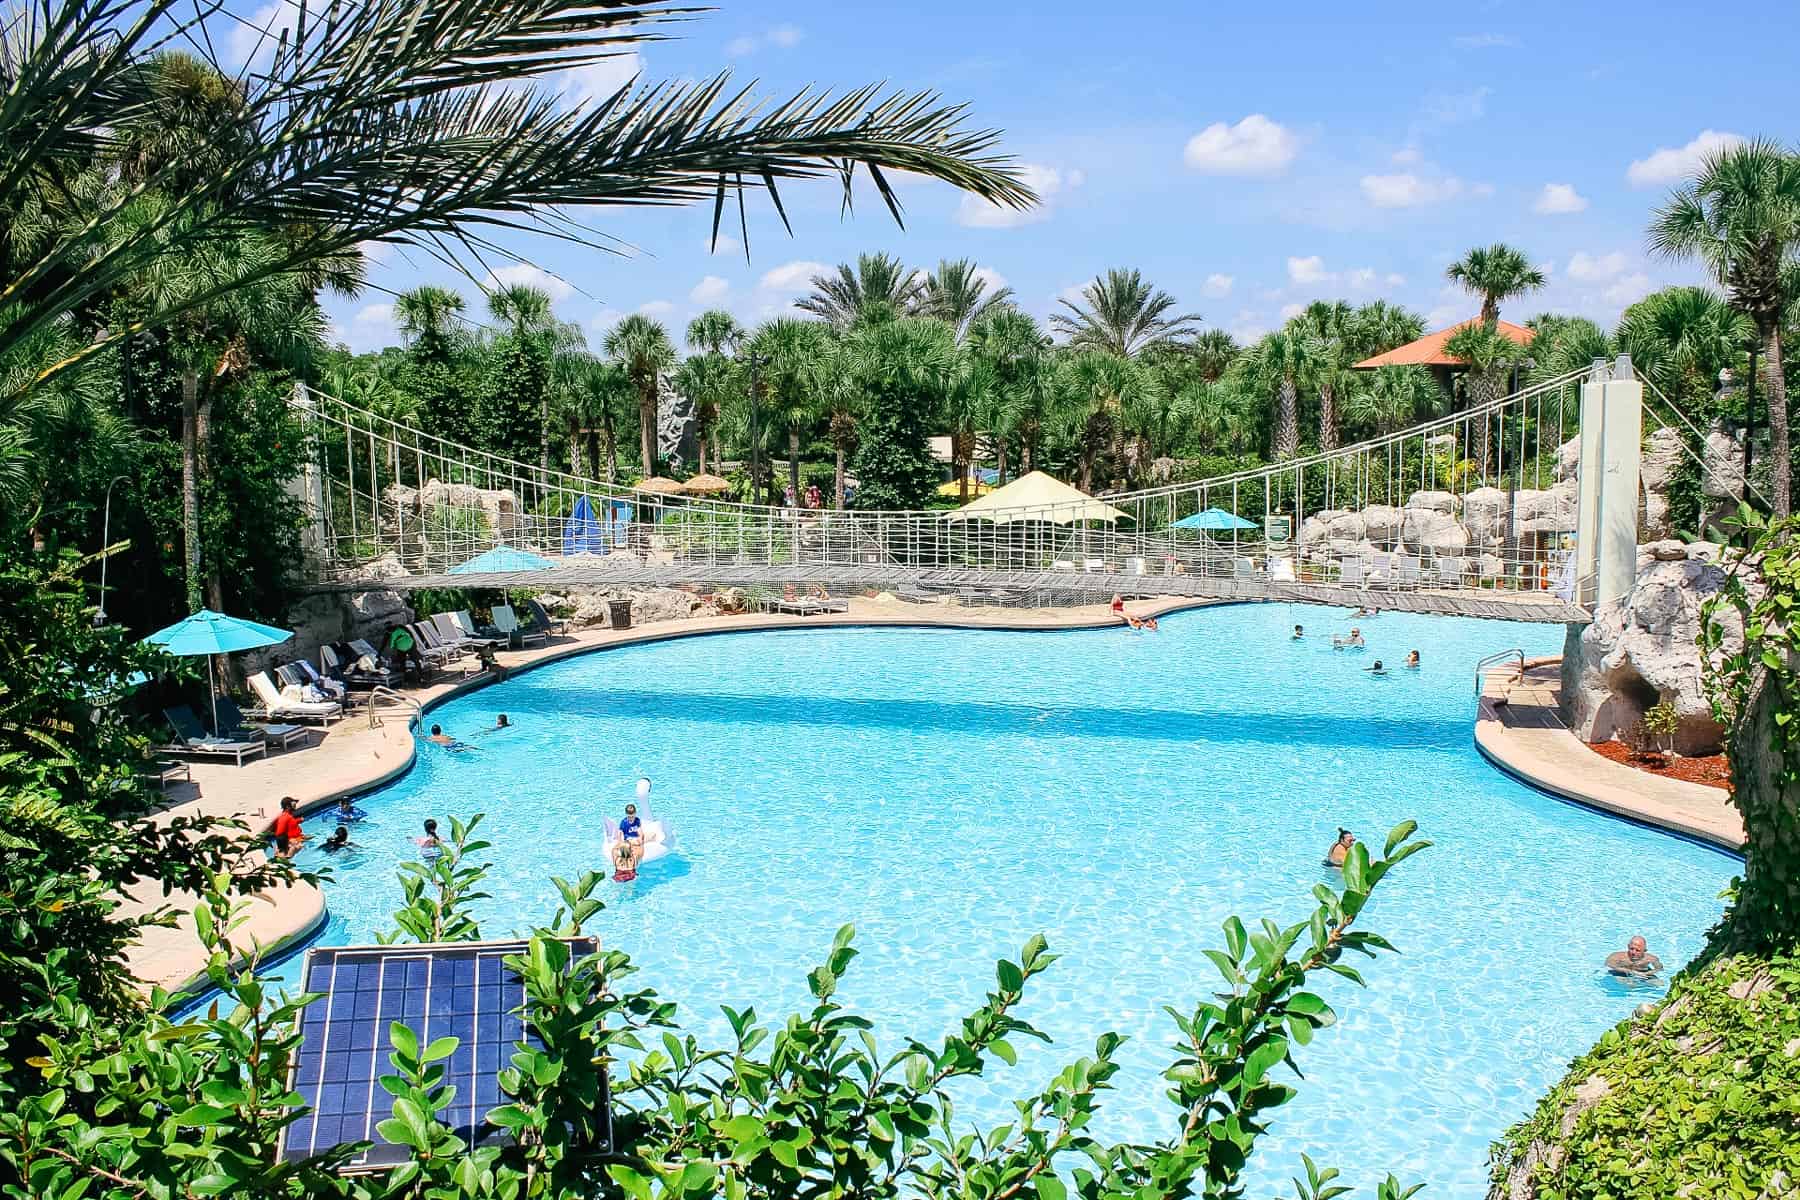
[1474,658,1744,854]
[138,596,1228,998]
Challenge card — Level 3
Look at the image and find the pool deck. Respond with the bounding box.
[1474,658,1743,852]
[126,606,1748,999]
[121,594,1211,996]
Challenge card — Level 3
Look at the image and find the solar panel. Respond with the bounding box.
[280,938,601,1170]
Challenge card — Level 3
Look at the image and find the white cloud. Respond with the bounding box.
[971,266,1010,293]
[758,260,828,293]
[1453,32,1519,48]
[1602,273,1653,307]
[1202,273,1234,298]
[637,300,675,318]
[689,275,730,305]
[1626,129,1745,187]
[1227,310,1269,342]
[1286,255,1332,285]
[589,308,625,333]
[356,240,394,266]
[1391,146,1423,166]
[1426,303,1463,328]
[1533,182,1588,214]
[1345,268,1407,292]
[957,162,1081,228]
[1182,114,1298,175]
[1360,172,1471,208]
[1566,250,1631,282]
[704,232,741,256]
[228,0,287,68]
[557,51,642,105]
[1470,181,1496,198]
[1279,302,1306,321]
[1420,86,1492,129]
[1054,283,1090,309]
[488,262,574,304]
[339,304,397,352]
[727,25,803,57]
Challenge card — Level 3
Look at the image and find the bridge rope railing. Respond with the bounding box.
[293,364,1595,604]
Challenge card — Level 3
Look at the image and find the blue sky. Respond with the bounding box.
[307,1,1796,354]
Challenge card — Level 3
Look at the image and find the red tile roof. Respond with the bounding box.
[1353,317,1536,369]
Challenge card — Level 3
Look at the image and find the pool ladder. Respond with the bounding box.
[366,686,422,730]
[1472,649,1527,697]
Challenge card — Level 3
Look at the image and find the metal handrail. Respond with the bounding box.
[1472,648,1527,696]
[366,686,422,730]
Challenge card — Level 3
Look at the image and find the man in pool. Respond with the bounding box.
[1326,828,1355,867]
[427,724,474,751]
[1605,935,1664,978]
[322,825,353,853]
[1332,627,1365,650]
[336,796,366,822]
[1405,650,1421,670]
[1364,659,1388,676]
[1292,624,1304,639]
[271,797,305,859]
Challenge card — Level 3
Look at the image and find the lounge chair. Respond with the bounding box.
[322,643,400,690]
[1269,556,1297,583]
[1052,560,1076,571]
[1397,555,1423,587]
[446,610,505,650]
[806,585,849,614]
[160,707,268,766]
[277,659,349,704]
[1338,558,1366,587]
[245,671,343,726]
[774,585,828,616]
[492,604,547,647]
[1232,557,1258,581]
[429,611,488,654]
[213,695,311,751]
[408,621,462,666]
[524,598,569,635]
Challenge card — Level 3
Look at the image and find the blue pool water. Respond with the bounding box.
[278,605,1732,1196]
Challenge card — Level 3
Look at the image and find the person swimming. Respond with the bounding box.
[427,723,475,751]
[1292,624,1304,640]
[1404,650,1420,670]
[1605,935,1664,979]
[1365,659,1388,676]
[1350,606,1378,619]
[322,825,353,853]
[335,796,367,822]
[495,713,510,729]
[416,818,443,861]
[1326,828,1355,867]
[1332,627,1365,650]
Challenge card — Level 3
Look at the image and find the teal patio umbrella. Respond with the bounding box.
[447,545,555,575]
[144,609,293,732]
[1170,507,1256,531]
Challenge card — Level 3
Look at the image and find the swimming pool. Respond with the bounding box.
[283,604,1733,1197]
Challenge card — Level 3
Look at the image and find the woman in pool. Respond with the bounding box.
[1405,650,1421,670]
[416,818,443,861]
[1326,828,1355,867]
[1365,659,1388,677]
[322,825,353,853]
[1292,624,1305,640]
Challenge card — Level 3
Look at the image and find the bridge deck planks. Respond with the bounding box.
[307,563,1588,624]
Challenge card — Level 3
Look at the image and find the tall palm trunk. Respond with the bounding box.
[1318,380,1338,451]
[1469,370,1499,482]
[540,392,552,482]
[586,425,602,482]
[180,369,203,612]
[954,427,974,501]
[1759,319,1790,518]
[637,376,658,479]
[1275,378,1299,460]
[995,437,1009,485]
[830,411,854,509]
[1020,421,1037,474]
[601,406,618,483]
[197,389,224,613]
[567,414,581,475]
[788,427,802,501]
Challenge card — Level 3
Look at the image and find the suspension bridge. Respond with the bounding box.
[289,355,1692,625]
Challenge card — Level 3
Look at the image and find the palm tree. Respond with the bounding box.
[3,1,1036,405]
[1525,314,1613,386]
[1190,329,1241,383]
[1445,323,1530,479]
[568,358,634,482]
[746,318,833,500]
[603,314,678,480]
[1615,287,1753,402]
[842,317,958,509]
[1246,330,1319,460]
[1650,138,1800,515]
[1296,301,1355,451]
[1051,268,1203,357]
[1057,351,1142,491]
[1183,378,1258,454]
[1445,243,1547,327]
[686,309,744,356]
[1344,366,1439,437]
[968,309,1051,477]
[798,253,922,329]
[395,286,469,364]
[487,284,558,477]
[918,258,1013,340]
[1349,301,1426,360]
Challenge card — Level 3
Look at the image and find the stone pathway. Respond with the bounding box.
[1474,659,1744,851]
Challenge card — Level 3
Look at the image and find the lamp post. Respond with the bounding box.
[746,352,770,502]
[95,474,131,626]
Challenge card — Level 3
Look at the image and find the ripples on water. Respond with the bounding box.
[280,604,1732,1198]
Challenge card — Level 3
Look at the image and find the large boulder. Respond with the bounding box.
[1361,504,1403,541]
[1327,511,1366,540]
[1404,490,1459,514]
[1518,480,1578,534]
[1401,507,1469,554]
[413,479,520,540]
[1560,543,1734,754]
[543,587,701,628]
[1555,435,1580,483]
[1639,426,1683,541]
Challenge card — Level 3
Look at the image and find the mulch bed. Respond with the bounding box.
[1587,740,1734,792]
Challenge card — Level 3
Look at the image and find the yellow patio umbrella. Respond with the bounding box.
[936,478,994,498]
[633,476,686,495]
[944,470,1126,524]
[681,473,733,495]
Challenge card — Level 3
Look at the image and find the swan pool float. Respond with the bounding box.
[604,778,675,881]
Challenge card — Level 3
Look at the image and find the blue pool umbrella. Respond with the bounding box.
[1171,508,1257,531]
[447,546,555,575]
[144,609,293,730]
[562,495,604,555]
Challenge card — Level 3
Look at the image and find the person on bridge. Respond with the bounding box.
[1605,936,1663,979]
